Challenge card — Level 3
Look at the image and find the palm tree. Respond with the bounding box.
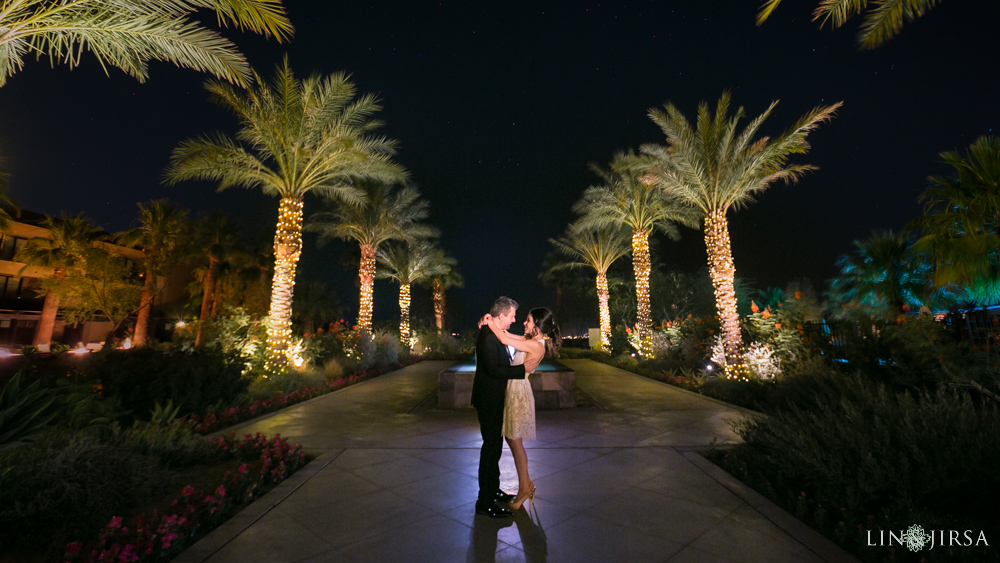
[0,0,292,87]
[426,252,462,333]
[829,230,932,320]
[117,200,189,347]
[0,158,17,232]
[190,213,238,345]
[15,213,101,346]
[756,0,944,49]
[641,92,840,377]
[574,151,699,356]
[307,181,433,332]
[376,239,449,346]
[166,59,405,372]
[538,251,586,321]
[549,224,631,352]
[909,136,1000,293]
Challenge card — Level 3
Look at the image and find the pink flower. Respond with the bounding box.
[108,516,124,528]
[181,486,196,497]
[238,463,248,474]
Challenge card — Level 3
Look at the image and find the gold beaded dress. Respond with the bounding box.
[503,349,536,440]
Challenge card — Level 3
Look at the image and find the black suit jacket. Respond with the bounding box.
[472,325,526,409]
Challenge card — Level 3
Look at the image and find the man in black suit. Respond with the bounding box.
[473,296,539,518]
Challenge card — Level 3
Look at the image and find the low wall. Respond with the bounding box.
[438,362,576,409]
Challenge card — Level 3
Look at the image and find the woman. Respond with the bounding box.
[484,307,561,510]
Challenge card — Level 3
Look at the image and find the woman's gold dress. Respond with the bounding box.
[503,350,536,440]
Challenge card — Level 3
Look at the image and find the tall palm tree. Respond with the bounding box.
[190,212,238,345]
[426,252,461,333]
[641,92,840,378]
[829,230,932,320]
[15,213,101,346]
[574,151,699,357]
[166,59,405,372]
[549,224,631,352]
[0,0,292,87]
[307,181,433,332]
[376,239,449,346]
[756,0,944,50]
[909,136,1000,292]
[117,200,189,347]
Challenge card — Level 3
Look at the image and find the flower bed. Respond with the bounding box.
[63,432,306,563]
[183,357,422,434]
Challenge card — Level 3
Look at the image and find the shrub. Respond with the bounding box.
[81,348,248,420]
[720,379,1000,559]
[0,431,166,551]
[19,345,39,357]
[371,329,403,366]
[413,328,468,359]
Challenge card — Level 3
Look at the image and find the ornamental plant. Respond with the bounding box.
[63,432,307,563]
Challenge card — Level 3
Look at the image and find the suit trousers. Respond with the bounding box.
[475,393,505,503]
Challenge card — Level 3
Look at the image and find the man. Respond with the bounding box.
[473,296,539,518]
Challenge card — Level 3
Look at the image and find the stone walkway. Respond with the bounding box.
[175,360,857,563]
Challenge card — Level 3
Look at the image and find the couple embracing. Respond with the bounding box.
[473,296,561,518]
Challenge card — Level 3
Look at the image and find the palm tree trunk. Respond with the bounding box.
[704,210,748,379]
[432,278,445,334]
[195,256,219,346]
[265,197,303,372]
[358,244,376,332]
[632,229,653,356]
[399,282,411,346]
[596,272,611,352]
[32,292,59,347]
[133,269,155,347]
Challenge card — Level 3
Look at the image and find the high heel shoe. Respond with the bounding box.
[509,483,535,510]
[510,483,535,510]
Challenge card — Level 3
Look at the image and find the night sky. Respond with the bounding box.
[1,1,998,331]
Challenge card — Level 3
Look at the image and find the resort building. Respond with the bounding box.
[0,208,191,350]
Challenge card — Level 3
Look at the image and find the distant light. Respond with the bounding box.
[121,337,133,350]
[0,349,16,359]
[705,364,713,372]
[70,347,89,355]
[176,321,186,328]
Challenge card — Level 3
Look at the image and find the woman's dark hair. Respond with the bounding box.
[529,307,561,357]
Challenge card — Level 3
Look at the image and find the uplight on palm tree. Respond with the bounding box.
[117,200,189,347]
[15,213,101,346]
[0,0,293,86]
[427,253,461,333]
[829,230,932,320]
[575,151,698,357]
[641,92,840,378]
[307,181,432,332]
[549,224,631,352]
[376,239,448,346]
[166,59,406,372]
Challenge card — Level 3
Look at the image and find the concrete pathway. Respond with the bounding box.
[175,360,856,563]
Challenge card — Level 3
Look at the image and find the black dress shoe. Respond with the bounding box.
[494,490,515,503]
[475,500,513,518]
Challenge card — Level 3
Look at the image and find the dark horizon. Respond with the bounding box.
[1,0,997,332]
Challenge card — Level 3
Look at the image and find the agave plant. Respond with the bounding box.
[0,372,58,451]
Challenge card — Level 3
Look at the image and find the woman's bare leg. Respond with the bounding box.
[505,436,533,508]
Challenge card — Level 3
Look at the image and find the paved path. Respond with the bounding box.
[175,360,856,563]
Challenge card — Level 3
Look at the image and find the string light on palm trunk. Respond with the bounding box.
[704,210,750,380]
[433,278,446,332]
[632,229,653,357]
[265,197,303,374]
[597,273,611,352]
[399,283,411,346]
[358,245,376,332]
